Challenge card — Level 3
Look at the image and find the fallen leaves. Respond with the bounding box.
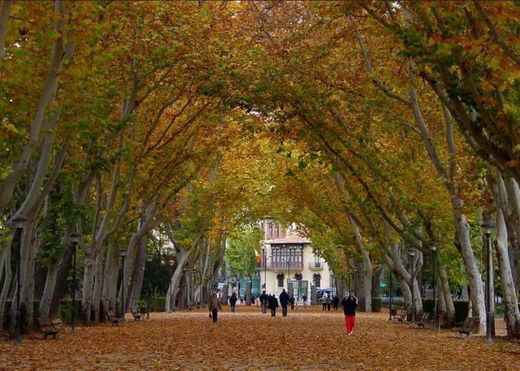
[1,306,519,370]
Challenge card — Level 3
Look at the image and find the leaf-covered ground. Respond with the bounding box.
[1,306,519,370]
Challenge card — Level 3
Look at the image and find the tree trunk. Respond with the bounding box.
[165,248,189,312]
[0,246,12,327]
[438,266,455,324]
[352,219,372,312]
[101,244,120,316]
[38,264,59,319]
[0,0,13,60]
[454,210,486,331]
[81,254,96,325]
[494,173,520,338]
[91,253,105,322]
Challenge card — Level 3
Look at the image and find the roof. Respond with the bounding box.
[265,235,311,245]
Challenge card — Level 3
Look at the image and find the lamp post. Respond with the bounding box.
[119,250,127,319]
[388,269,393,321]
[11,216,26,345]
[146,255,153,320]
[481,221,495,344]
[287,247,291,292]
[70,232,81,334]
[262,247,267,292]
[430,240,438,330]
[410,248,416,322]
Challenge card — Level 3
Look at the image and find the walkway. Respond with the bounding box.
[1,306,519,369]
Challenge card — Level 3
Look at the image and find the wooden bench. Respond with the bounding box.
[458,317,478,337]
[36,317,61,339]
[417,312,431,328]
[130,307,141,321]
[106,310,123,326]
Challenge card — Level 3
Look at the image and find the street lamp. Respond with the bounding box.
[70,232,82,334]
[10,216,26,345]
[388,268,393,321]
[119,250,127,319]
[146,255,153,319]
[409,248,416,322]
[481,221,495,344]
[430,240,439,330]
[262,247,267,292]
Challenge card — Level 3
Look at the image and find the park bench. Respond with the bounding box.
[130,307,141,321]
[417,312,431,328]
[36,317,62,339]
[458,317,478,337]
[389,308,398,320]
[106,310,123,326]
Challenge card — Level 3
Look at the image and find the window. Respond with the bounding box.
[277,273,285,287]
[313,273,321,288]
[275,225,279,238]
[268,223,273,239]
[271,245,303,268]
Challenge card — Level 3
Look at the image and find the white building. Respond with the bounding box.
[257,221,333,300]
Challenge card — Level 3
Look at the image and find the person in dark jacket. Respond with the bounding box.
[341,292,358,335]
[268,295,278,317]
[289,296,295,310]
[332,295,340,311]
[229,292,238,312]
[279,289,289,317]
[260,291,267,313]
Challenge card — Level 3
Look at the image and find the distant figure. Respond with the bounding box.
[289,296,295,310]
[302,295,307,306]
[332,295,339,311]
[260,291,267,313]
[268,295,279,317]
[341,292,358,335]
[209,292,223,323]
[251,294,255,305]
[229,292,238,312]
[240,295,244,305]
[321,294,328,311]
[326,295,331,311]
[279,289,289,317]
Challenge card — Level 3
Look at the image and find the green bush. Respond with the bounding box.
[58,299,81,324]
[371,297,382,312]
[422,298,434,314]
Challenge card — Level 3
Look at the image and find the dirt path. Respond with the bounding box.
[1,307,519,369]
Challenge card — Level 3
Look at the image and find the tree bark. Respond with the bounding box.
[0,0,13,60]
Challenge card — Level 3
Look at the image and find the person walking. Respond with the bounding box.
[332,295,339,311]
[260,290,267,313]
[209,292,222,323]
[268,295,278,317]
[229,292,238,313]
[279,289,289,317]
[302,295,307,307]
[289,296,295,310]
[341,292,358,335]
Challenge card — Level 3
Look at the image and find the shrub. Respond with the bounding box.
[372,297,382,312]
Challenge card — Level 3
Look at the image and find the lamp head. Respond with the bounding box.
[119,250,127,258]
[10,216,27,229]
[409,249,415,257]
[70,232,82,244]
[480,221,495,236]
[430,240,439,252]
[146,255,153,262]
